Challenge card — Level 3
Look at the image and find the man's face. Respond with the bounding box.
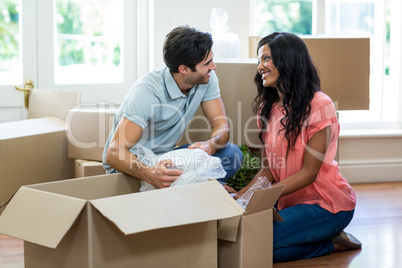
[188,50,216,85]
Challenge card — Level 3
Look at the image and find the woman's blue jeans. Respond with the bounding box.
[273,204,354,262]
[175,142,243,183]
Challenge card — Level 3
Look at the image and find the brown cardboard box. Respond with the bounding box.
[66,107,115,161]
[249,36,370,110]
[0,173,243,268]
[0,117,74,210]
[302,37,370,110]
[218,185,284,268]
[216,61,261,147]
[179,60,261,148]
[248,36,260,59]
[28,89,81,120]
[74,159,105,178]
[179,38,369,147]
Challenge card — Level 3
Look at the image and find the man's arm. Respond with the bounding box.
[105,117,182,188]
[188,97,230,155]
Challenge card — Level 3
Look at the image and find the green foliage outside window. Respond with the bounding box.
[385,7,390,75]
[0,0,19,70]
[113,44,121,66]
[56,1,85,66]
[254,0,312,36]
[55,0,121,67]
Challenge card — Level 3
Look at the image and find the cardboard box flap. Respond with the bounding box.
[245,185,284,215]
[273,208,284,222]
[217,215,242,242]
[91,180,244,235]
[0,187,86,249]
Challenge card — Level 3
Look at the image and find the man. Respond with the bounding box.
[103,25,242,188]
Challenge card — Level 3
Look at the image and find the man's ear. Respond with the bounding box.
[178,65,189,75]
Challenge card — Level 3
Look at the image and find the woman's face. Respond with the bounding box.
[257,44,280,88]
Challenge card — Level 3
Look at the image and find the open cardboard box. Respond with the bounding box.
[0,117,74,211]
[0,173,244,268]
[218,184,284,268]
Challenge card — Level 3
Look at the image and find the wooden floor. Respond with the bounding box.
[0,182,401,267]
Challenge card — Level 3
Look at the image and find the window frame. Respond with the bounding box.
[320,0,402,130]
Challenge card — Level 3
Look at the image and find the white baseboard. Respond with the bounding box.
[339,161,402,184]
[338,131,402,184]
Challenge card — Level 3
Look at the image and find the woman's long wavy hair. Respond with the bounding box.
[253,32,321,154]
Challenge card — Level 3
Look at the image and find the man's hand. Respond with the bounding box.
[143,159,183,188]
[188,140,216,155]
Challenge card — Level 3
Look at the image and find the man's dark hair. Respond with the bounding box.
[163,25,213,73]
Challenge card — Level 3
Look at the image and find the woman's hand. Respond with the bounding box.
[223,184,239,198]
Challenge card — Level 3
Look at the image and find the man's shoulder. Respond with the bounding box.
[130,68,167,94]
[138,68,166,85]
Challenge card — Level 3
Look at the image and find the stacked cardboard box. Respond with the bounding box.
[66,107,115,162]
[248,36,370,110]
[0,117,74,211]
[0,89,80,211]
[182,37,369,149]
[66,107,115,177]
[74,159,106,177]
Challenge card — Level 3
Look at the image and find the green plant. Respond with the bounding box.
[226,145,261,191]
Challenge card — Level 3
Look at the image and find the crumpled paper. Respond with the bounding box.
[137,145,226,191]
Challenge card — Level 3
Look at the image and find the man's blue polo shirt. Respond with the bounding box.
[103,67,221,173]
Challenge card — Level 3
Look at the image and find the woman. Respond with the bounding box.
[224,32,361,262]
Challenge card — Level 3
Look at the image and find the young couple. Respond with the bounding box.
[103,25,361,262]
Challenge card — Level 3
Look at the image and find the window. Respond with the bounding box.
[54,0,123,84]
[0,0,21,85]
[253,0,313,36]
[325,1,374,36]
[252,0,402,129]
